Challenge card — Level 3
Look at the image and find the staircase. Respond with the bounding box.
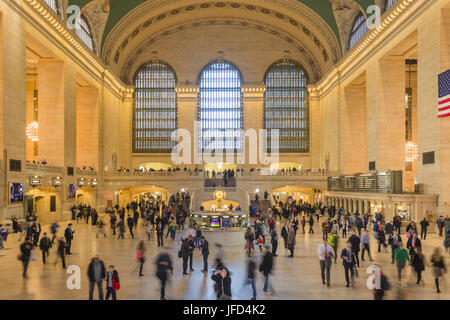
[204,177,236,188]
[250,200,272,212]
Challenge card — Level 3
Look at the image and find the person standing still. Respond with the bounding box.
[199,236,209,272]
[87,255,106,300]
[105,265,120,300]
[64,224,74,255]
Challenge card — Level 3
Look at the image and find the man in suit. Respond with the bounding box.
[39,232,52,264]
[341,241,356,287]
[271,227,279,257]
[127,215,134,239]
[420,218,429,240]
[64,224,74,255]
[199,236,209,272]
[156,221,164,247]
[406,233,422,259]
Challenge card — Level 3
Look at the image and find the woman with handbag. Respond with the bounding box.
[211,265,232,300]
[136,241,146,277]
[431,247,447,293]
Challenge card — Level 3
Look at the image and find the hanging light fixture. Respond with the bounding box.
[405,141,418,162]
[26,121,39,141]
[26,61,39,143]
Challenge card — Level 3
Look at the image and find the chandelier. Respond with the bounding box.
[26,121,39,141]
[405,141,418,162]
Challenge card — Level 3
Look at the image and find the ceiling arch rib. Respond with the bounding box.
[99,1,341,82]
[121,18,323,84]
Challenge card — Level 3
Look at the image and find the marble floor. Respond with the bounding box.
[0,217,449,300]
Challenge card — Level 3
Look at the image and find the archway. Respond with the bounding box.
[271,186,315,205]
[25,186,61,224]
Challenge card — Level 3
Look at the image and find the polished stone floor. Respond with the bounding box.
[0,216,449,300]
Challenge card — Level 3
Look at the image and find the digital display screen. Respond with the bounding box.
[67,184,76,199]
[10,183,23,203]
[210,218,221,228]
[222,218,231,228]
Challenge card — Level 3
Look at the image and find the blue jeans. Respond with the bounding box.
[195,236,201,247]
[89,280,104,300]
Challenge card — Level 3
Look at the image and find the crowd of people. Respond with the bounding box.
[4,191,449,301]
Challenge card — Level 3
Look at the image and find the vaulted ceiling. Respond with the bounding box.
[67,0,377,83]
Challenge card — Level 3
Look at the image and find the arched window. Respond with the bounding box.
[349,13,367,49]
[198,61,243,151]
[133,61,177,153]
[386,0,396,10]
[76,15,95,52]
[264,59,309,153]
[44,0,59,14]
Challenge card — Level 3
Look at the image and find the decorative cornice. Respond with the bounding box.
[23,0,127,97]
[312,0,418,98]
[241,84,267,99]
[175,85,200,101]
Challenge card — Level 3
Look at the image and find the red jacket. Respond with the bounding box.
[107,270,120,292]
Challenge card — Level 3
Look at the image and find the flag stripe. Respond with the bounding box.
[438,70,450,119]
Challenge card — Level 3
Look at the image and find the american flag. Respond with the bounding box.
[438,69,450,118]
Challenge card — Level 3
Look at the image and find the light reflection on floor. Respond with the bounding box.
[0,218,448,300]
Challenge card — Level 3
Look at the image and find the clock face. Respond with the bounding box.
[214,190,225,200]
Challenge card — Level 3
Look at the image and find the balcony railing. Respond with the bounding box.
[25,163,63,173]
[76,169,98,176]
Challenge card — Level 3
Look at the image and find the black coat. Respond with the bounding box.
[348,234,361,252]
[406,237,422,253]
[259,252,273,276]
[211,271,232,298]
[64,228,73,242]
[87,260,106,282]
[200,239,209,256]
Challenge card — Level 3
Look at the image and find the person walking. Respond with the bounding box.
[39,232,52,264]
[287,225,296,258]
[318,239,335,287]
[271,226,278,257]
[406,233,422,260]
[259,244,276,295]
[64,224,74,255]
[244,227,255,257]
[244,255,257,300]
[156,221,164,247]
[127,215,135,239]
[19,239,33,278]
[50,222,59,244]
[411,247,425,285]
[308,215,314,234]
[117,220,125,239]
[136,241,146,277]
[301,216,306,234]
[105,265,120,300]
[361,230,372,262]
[328,230,339,264]
[280,224,288,249]
[394,242,409,284]
[348,232,361,268]
[431,247,447,293]
[87,255,106,300]
[110,212,117,235]
[199,236,209,272]
[341,241,356,287]
[56,237,66,269]
[155,249,173,300]
[388,231,402,263]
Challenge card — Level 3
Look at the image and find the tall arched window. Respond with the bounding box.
[44,0,59,14]
[76,15,95,52]
[385,0,396,10]
[198,61,243,151]
[264,59,309,153]
[349,13,367,49]
[133,61,177,153]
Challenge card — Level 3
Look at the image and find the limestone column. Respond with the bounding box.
[38,60,66,167]
[366,57,405,173]
[241,84,266,169]
[309,87,321,169]
[118,87,133,169]
[175,85,199,167]
[0,11,27,220]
